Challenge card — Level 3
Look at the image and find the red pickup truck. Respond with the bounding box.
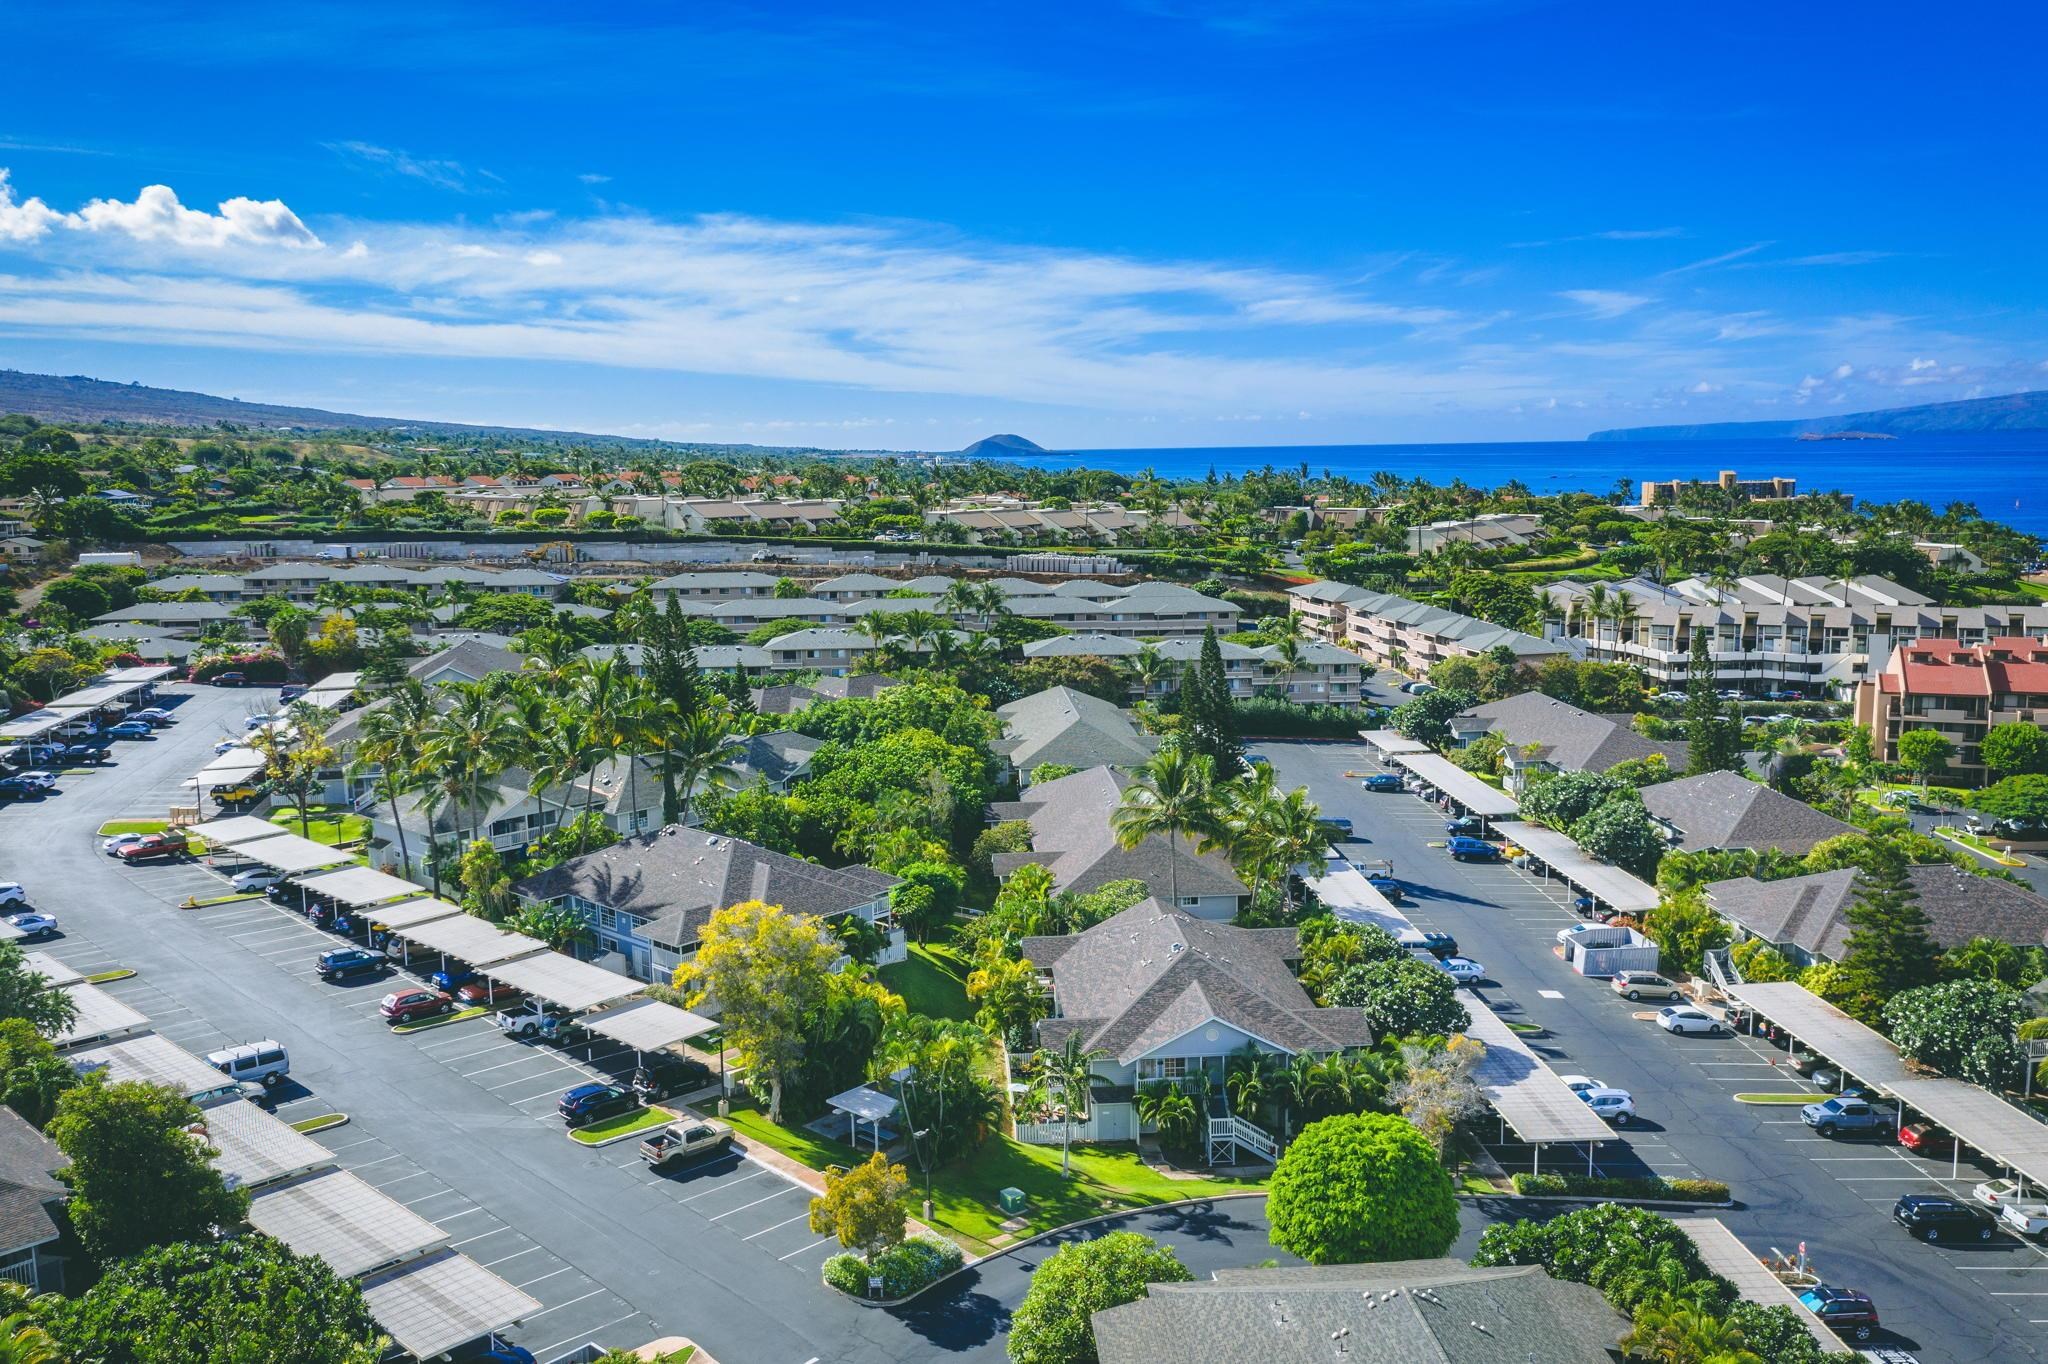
[117,833,191,863]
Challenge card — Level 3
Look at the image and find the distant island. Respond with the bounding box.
[955,433,1048,459]
[1589,389,2048,442]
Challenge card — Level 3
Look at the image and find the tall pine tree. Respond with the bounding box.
[1842,846,1939,1002]
[1683,627,1741,775]
[1182,626,1243,772]
[643,596,705,824]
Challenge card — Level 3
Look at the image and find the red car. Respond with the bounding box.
[456,981,524,1007]
[1899,1122,1956,1157]
[116,833,191,863]
[379,988,454,1025]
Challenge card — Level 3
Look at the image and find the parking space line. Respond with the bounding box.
[531,1315,644,1360]
[513,1266,575,1290]
[710,1189,796,1222]
[520,1288,607,1320]
[778,1236,835,1262]
[743,1212,813,1240]
[481,1245,545,1268]
[680,1168,767,1202]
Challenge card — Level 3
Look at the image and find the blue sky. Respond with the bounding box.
[1,1,2043,449]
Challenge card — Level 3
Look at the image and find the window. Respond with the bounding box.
[1159,1057,1188,1079]
[1178,896,1202,908]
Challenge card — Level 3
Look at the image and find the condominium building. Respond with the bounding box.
[145,561,566,604]
[1854,635,2048,784]
[1020,632,1372,706]
[1637,470,1797,507]
[1404,512,1544,555]
[1542,574,2048,699]
[1288,580,1565,676]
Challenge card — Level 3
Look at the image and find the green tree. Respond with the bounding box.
[1471,1203,1725,1318]
[1682,630,1741,774]
[0,1019,76,1127]
[1884,979,2026,1086]
[1267,1113,1459,1264]
[1981,723,2048,778]
[1447,571,1541,631]
[1519,770,1631,828]
[1109,744,1222,909]
[38,577,111,622]
[1326,956,1470,1037]
[1179,627,1241,771]
[1007,1231,1192,1364]
[0,944,78,1040]
[1896,728,1954,789]
[45,1080,250,1263]
[1570,795,1665,879]
[1971,774,2048,827]
[889,860,965,943]
[1389,687,1477,747]
[965,954,1045,1043]
[1025,1035,1109,1179]
[1641,891,1732,977]
[807,1152,908,1264]
[674,899,840,1123]
[1841,847,1938,1001]
[44,1235,381,1364]
[508,899,592,952]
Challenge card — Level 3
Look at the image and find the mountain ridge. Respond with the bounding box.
[1588,389,2048,442]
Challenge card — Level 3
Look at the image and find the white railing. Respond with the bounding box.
[1207,1113,1279,1165]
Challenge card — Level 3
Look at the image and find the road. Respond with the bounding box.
[1255,736,2041,1364]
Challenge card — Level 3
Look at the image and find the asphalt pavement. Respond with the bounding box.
[1254,736,2043,1364]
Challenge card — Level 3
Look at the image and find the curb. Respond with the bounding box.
[567,1106,677,1150]
[1477,1192,1737,1211]
[390,1007,487,1035]
[292,1114,350,1135]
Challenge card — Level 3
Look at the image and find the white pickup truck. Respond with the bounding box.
[2002,1201,2048,1239]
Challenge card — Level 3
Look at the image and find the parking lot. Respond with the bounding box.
[5,681,943,1364]
[1262,736,2048,1364]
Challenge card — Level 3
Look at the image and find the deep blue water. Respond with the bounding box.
[1008,432,2048,538]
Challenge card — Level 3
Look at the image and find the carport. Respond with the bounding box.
[1722,980,2048,1187]
[23,952,81,988]
[0,710,85,743]
[292,866,423,914]
[297,671,362,709]
[1303,852,1416,940]
[195,1099,337,1193]
[188,814,292,846]
[50,982,151,1051]
[361,896,463,952]
[66,1033,243,1106]
[826,1084,898,1151]
[188,750,268,799]
[359,1250,542,1361]
[247,1168,448,1278]
[1389,752,1520,824]
[102,664,176,690]
[49,682,144,717]
[1462,1002,1613,1173]
[1672,1218,1837,1352]
[583,997,720,1091]
[1359,729,1428,761]
[481,951,640,1013]
[387,913,547,977]
[1498,821,1661,917]
[230,832,356,878]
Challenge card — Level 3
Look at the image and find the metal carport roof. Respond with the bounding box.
[51,982,151,1050]
[23,952,82,988]
[364,897,466,932]
[192,751,267,786]
[187,814,289,846]
[1389,752,1521,819]
[1359,729,1428,755]
[360,1250,541,1361]
[51,683,140,710]
[292,865,424,907]
[67,1033,241,1104]
[234,833,357,875]
[103,665,177,685]
[1499,822,1661,914]
[391,914,548,969]
[0,710,85,741]
[1302,853,1416,941]
[1718,981,1909,1087]
[197,1099,336,1192]
[582,997,717,1052]
[247,1168,447,1279]
[481,953,641,1013]
[1672,1218,1836,1352]
[1461,1002,1614,1144]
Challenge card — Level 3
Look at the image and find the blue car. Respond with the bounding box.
[429,966,476,994]
[1446,836,1501,862]
[1361,773,1403,792]
[557,1082,638,1127]
[105,721,154,739]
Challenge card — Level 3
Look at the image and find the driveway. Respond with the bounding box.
[1262,737,2046,1363]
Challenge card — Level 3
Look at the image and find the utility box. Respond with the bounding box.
[998,1186,1028,1215]
[1570,928,1660,979]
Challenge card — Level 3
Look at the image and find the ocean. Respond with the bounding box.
[1008,431,2048,539]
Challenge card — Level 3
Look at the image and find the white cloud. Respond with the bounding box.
[69,183,322,249]
[329,141,486,193]
[1688,381,1720,393]
[1557,289,1650,319]
[523,250,564,267]
[1660,241,1771,276]
[577,172,611,185]
[0,170,61,242]
[1911,356,1937,371]
[1830,362,1853,379]
[1594,227,1683,240]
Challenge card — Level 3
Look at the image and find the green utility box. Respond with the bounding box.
[998,1186,1028,1215]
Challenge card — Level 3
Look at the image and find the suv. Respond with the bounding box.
[116,833,190,862]
[206,1040,290,1089]
[380,988,455,1025]
[1579,1088,1636,1125]
[0,777,45,800]
[1361,772,1403,792]
[1446,836,1500,862]
[1445,816,1483,836]
[1801,1096,1887,1137]
[211,784,264,805]
[558,1083,638,1127]
[1797,1286,1879,1342]
[316,948,389,981]
[212,671,246,686]
[1893,1193,1995,1243]
[495,1001,582,1042]
[1412,931,1458,958]
[632,1054,714,1102]
[105,721,154,740]
[1612,971,1682,1002]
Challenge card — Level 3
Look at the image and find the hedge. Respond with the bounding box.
[190,651,290,685]
[821,1234,964,1299]
[1511,1173,1730,1202]
[1231,697,1380,738]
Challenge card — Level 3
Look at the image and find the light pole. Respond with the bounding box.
[914,1127,933,1221]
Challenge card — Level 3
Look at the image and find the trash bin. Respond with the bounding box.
[998,1186,1027,1215]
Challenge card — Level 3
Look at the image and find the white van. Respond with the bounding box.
[206,1040,290,1089]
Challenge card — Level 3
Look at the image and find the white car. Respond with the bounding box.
[5,912,57,940]
[1657,1005,1727,1036]
[2003,1202,2048,1239]
[1578,1087,1636,1125]
[1974,1178,2022,1208]
[243,714,274,731]
[0,883,25,907]
[1439,956,1486,985]
[1558,1074,1605,1095]
[214,738,247,756]
[17,772,58,790]
[230,868,284,893]
[102,833,148,857]
[130,708,174,725]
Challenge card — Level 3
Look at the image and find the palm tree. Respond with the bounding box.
[420,680,519,870]
[0,1314,65,1364]
[353,681,437,881]
[1135,1081,1198,1151]
[569,657,632,841]
[669,703,747,822]
[1224,1043,1280,1124]
[1026,1035,1109,1177]
[1124,643,1172,702]
[1110,745,1222,909]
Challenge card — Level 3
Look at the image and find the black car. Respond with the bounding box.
[316,948,390,981]
[1445,816,1483,836]
[1797,1285,1879,1342]
[1892,1193,1996,1242]
[1414,931,1459,959]
[558,1083,638,1127]
[60,744,107,765]
[632,1055,714,1103]
[0,777,44,800]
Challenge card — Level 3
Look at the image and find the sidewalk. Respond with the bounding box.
[730,1132,941,1241]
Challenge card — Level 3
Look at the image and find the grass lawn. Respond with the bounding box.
[291,1114,349,1133]
[269,809,371,846]
[570,1106,672,1145]
[1736,1093,1822,1104]
[96,819,169,836]
[718,1101,1264,1256]
[879,943,976,1022]
[392,1006,486,1034]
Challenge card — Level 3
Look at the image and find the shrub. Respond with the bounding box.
[1009,1231,1191,1364]
[1268,1113,1459,1264]
[1230,697,1368,738]
[1510,1173,1730,1202]
[822,1233,964,1299]
[190,650,288,685]
[1884,979,2026,1084]
[1472,1203,1729,1317]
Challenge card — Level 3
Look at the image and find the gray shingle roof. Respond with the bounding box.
[1092,1260,1627,1364]
[513,826,897,951]
[1708,863,2048,960]
[1455,692,1687,773]
[1021,900,1365,1064]
[406,640,523,683]
[93,602,234,624]
[1640,771,1854,855]
[994,687,1158,771]
[993,766,1246,900]
[0,1108,64,1254]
